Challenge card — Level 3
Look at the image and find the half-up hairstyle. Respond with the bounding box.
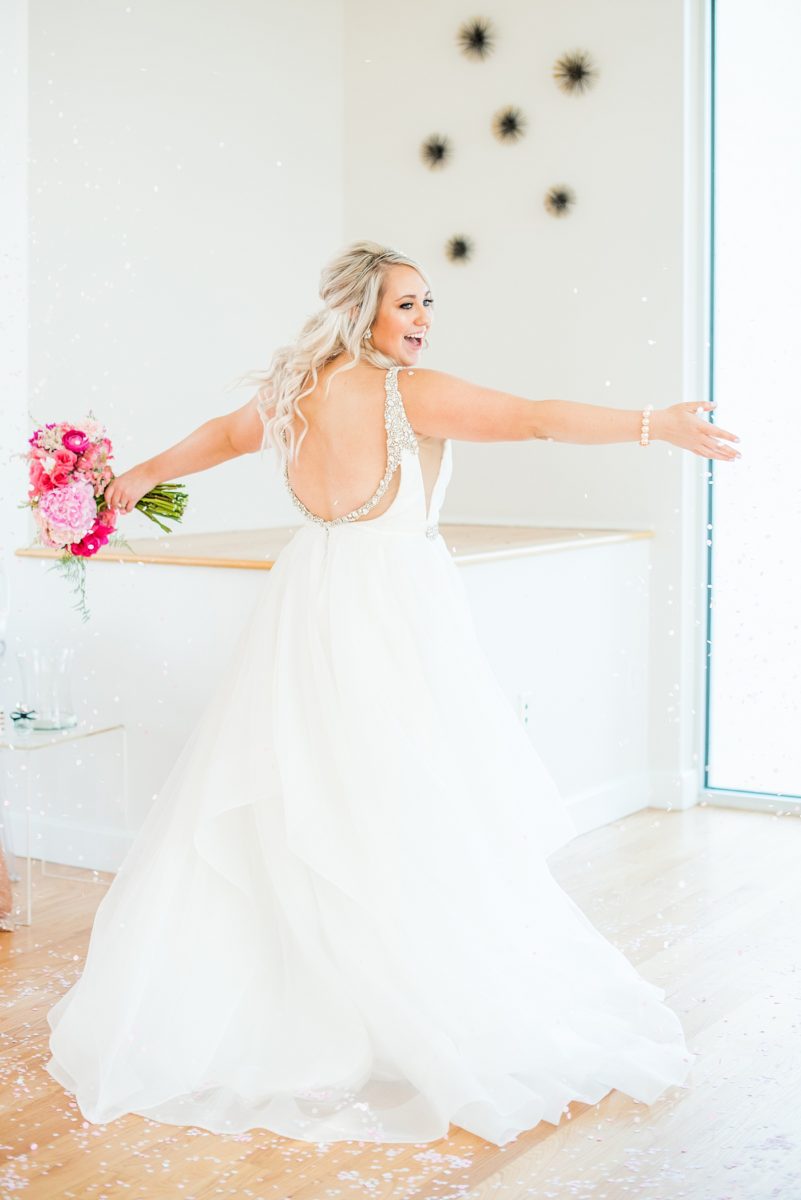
[231,240,433,465]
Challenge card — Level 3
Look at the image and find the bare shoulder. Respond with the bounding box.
[396,366,544,443]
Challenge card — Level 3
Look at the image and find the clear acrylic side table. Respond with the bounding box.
[0,721,128,927]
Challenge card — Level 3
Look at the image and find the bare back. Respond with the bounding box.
[284,359,446,524]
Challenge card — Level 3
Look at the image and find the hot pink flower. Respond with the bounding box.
[70,535,99,557]
[71,513,112,555]
[62,428,90,454]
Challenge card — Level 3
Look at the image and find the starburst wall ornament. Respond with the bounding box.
[553,49,599,95]
[420,134,453,170]
[544,184,577,217]
[491,106,527,143]
[445,235,474,263]
[456,17,496,60]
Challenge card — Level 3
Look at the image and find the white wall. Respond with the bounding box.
[1,0,346,835]
[1,0,710,873]
[25,0,344,535]
[343,0,711,810]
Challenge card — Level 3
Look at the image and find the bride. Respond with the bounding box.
[45,240,739,1146]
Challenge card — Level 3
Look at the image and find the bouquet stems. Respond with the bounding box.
[99,481,190,535]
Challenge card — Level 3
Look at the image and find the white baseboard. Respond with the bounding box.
[565,771,658,837]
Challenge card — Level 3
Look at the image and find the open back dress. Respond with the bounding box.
[45,364,695,1145]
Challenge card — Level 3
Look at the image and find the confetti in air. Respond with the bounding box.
[491,105,527,143]
[420,134,452,170]
[456,16,496,60]
[445,235,474,263]
[553,49,599,95]
[544,184,577,217]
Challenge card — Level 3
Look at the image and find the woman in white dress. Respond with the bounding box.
[45,241,739,1146]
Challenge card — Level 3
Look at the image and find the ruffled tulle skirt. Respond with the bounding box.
[45,523,695,1144]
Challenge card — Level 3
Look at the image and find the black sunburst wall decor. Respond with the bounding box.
[491,105,527,144]
[420,134,453,170]
[445,235,473,263]
[544,185,576,218]
[553,49,599,95]
[457,17,496,60]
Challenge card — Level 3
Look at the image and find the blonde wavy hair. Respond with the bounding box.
[231,240,433,465]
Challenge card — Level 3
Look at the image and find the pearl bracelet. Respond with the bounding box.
[640,405,654,446]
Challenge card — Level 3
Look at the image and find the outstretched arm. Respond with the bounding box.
[400,369,740,461]
[103,393,267,513]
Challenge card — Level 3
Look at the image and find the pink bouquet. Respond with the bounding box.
[21,415,188,621]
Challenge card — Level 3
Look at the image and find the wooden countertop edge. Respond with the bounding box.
[452,529,653,564]
[15,526,654,570]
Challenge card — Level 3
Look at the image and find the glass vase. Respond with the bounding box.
[15,647,78,731]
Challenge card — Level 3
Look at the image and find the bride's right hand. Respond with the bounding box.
[655,401,741,461]
[103,466,158,514]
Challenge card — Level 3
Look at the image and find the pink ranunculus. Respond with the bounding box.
[29,459,55,493]
[96,507,117,530]
[53,447,77,468]
[38,478,97,546]
[69,535,98,557]
[88,515,110,542]
[50,465,73,488]
[62,428,90,455]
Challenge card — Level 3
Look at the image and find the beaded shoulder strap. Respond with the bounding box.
[282,365,419,528]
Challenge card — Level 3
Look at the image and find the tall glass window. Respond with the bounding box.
[706,0,801,804]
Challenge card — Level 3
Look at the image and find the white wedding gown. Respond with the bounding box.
[45,365,695,1145]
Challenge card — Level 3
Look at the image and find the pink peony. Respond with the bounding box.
[36,478,97,548]
[62,428,89,454]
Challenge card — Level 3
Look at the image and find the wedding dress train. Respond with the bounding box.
[45,365,695,1145]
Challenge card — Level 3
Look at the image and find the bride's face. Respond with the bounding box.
[371,265,434,367]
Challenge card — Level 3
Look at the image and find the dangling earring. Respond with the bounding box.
[363,328,372,340]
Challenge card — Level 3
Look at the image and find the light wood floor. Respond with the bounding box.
[1,804,799,1200]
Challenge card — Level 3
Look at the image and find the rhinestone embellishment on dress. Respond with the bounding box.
[283,365,419,529]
